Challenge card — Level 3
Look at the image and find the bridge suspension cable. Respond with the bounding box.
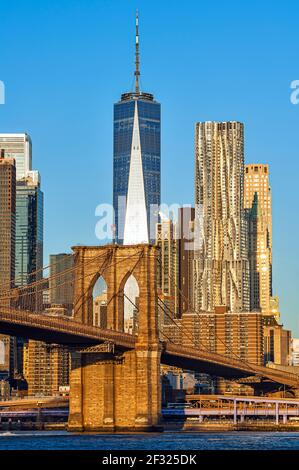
[156,257,261,376]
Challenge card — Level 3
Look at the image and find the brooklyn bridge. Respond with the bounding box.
[0,244,298,431]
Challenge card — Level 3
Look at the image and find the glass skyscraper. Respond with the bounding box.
[113,13,161,244]
[15,173,43,287]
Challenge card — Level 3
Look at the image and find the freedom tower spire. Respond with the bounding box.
[113,11,161,244]
[134,10,140,94]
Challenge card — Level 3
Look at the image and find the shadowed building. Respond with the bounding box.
[49,253,74,315]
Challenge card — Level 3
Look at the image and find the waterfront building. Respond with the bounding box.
[113,11,161,244]
[194,121,250,313]
[23,341,69,397]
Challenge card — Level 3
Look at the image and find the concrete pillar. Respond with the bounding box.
[233,399,237,424]
[275,402,279,425]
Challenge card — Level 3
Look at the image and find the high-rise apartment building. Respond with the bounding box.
[0,154,16,378]
[156,208,195,321]
[0,154,16,294]
[0,133,32,180]
[194,121,250,313]
[245,164,272,316]
[156,218,179,320]
[178,207,195,314]
[163,309,264,365]
[113,12,161,244]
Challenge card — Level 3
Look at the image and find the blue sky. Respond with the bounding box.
[0,0,298,335]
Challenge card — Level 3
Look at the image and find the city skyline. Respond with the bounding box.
[0,0,298,338]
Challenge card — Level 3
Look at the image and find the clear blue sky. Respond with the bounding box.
[0,0,298,335]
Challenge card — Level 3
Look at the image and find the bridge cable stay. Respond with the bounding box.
[156,257,262,376]
[0,252,83,292]
[0,248,147,329]
[0,249,112,303]
[0,249,116,318]
[157,297,210,350]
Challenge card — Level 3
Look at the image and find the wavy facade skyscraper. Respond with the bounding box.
[194,121,250,313]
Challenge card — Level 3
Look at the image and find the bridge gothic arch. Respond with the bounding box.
[72,244,159,344]
[69,244,162,432]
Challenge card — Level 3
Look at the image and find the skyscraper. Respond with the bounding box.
[0,153,16,379]
[244,164,272,316]
[0,154,16,294]
[0,133,32,180]
[194,121,250,313]
[15,172,43,288]
[113,12,161,244]
[156,218,179,320]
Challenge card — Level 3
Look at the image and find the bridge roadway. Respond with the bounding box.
[0,396,68,409]
[0,307,299,388]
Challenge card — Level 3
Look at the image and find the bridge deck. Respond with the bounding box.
[0,307,135,350]
[0,307,298,388]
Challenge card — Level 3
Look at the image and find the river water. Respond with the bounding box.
[0,431,299,450]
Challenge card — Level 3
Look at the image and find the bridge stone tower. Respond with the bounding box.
[68,244,162,432]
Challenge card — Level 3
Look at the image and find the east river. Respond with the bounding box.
[0,431,299,450]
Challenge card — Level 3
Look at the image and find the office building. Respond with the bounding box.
[49,253,74,315]
[156,207,195,320]
[113,12,161,244]
[264,318,291,366]
[178,207,195,314]
[0,154,16,295]
[245,164,272,315]
[15,173,43,288]
[194,121,250,313]
[0,154,16,379]
[156,218,179,320]
[0,133,32,180]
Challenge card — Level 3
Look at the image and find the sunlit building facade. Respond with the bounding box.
[245,164,272,316]
[0,133,32,180]
[194,121,250,313]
